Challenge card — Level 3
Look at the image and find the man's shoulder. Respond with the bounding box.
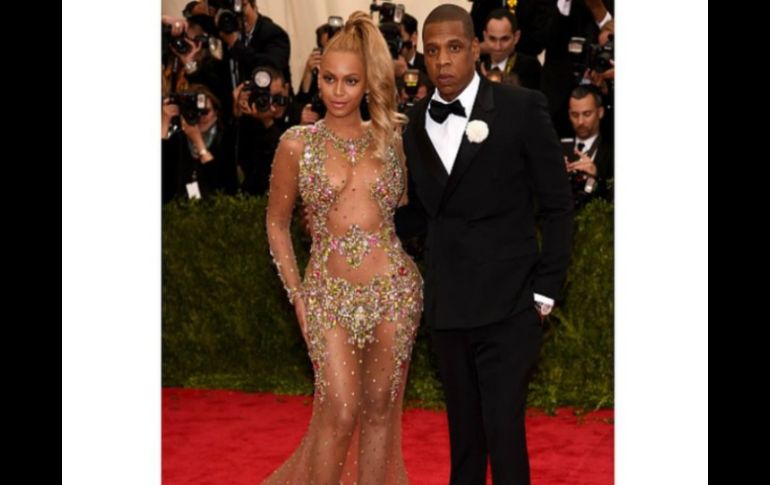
[488,81,544,110]
[516,52,541,68]
[258,15,289,37]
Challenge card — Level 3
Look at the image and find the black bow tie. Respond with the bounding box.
[428,99,466,123]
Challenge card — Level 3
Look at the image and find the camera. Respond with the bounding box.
[162,24,192,57]
[561,139,598,207]
[588,35,614,73]
[327,15,343,39]
[398,69,420,113]
[242,68,289,113]
[169,92,210,125]
[371,2,405,59]
[214,0,243,34]
[568,35,615,83]
[370,2,404,24]
[241,68,274,112]
[379,21,403,60]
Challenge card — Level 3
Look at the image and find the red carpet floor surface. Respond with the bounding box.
[163,388,613,484]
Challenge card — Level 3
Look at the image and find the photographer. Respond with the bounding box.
[295,20,343,121]
[163,13,234,121]
[215,0,291,87]
[297,23,335,101]
[399,13,426,74]
[232,66,300,196]
[161,85,238,203]
[541,0,614,137]
[397,69,433,114]
[562,86,613,207]
[370,2,409,77]
[479,8,542,90]
[470,0,554,57]
[583,20,614,141]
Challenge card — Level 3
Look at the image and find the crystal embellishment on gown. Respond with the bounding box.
[264,119,423,484]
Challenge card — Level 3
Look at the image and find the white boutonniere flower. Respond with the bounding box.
[465,120,489,143]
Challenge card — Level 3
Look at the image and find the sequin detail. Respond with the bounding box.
[279,122,423,403]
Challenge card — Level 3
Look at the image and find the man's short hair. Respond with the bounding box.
[485,8,518,33]
[424,4,475,41]
[570,85,603,108]
[402,13,418,37]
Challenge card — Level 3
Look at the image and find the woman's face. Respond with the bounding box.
[318,50,367,119]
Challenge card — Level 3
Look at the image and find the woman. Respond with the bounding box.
[263,11,423,485]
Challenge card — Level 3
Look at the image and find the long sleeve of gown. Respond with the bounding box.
[266,130,304,303]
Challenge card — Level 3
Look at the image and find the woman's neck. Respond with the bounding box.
[323,112,365,138]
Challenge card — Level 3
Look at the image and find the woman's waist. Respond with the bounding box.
[314,221,399,251]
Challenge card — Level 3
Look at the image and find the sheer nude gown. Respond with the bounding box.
[263,120,423,484]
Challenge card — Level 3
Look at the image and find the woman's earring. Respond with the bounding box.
[365,91,370,103]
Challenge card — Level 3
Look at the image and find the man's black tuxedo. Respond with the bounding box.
[397,77,573,484]
[398,78,573,330]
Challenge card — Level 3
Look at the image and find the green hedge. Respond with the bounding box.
[163,196,613,410]
[529,198,614,411]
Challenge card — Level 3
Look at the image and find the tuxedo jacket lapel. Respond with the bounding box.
[415,104,450,185]
[441,78,497,209]
[408,101,449,217]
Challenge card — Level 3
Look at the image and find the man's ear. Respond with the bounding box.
[598,106,605,119]
[471,37,481,61]
[513,30,521,46]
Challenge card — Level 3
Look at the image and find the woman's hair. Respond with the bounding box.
[323,11,406,161]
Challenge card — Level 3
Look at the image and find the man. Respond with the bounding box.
[481,8,542,90]
[563,85,613,206]
[234,66,300,196]
[396,4,573,484]
[469,0,554,58]
[400,13,427,74]
[217,0,291,86]
[541,0,613,136]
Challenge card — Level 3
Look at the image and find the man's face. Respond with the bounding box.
[400,25,418,60]
[484,18,518,64]
[568,96,604,139]
[242,0,255,18]
[423,21,479,101]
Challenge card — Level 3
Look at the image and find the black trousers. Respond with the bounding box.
[431,308,543,485]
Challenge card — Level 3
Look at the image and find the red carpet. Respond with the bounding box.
[163,388,613,484]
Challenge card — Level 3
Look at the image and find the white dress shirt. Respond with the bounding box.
[425,72,481,175]
[576,133,599,160]
[491,56,508,72]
